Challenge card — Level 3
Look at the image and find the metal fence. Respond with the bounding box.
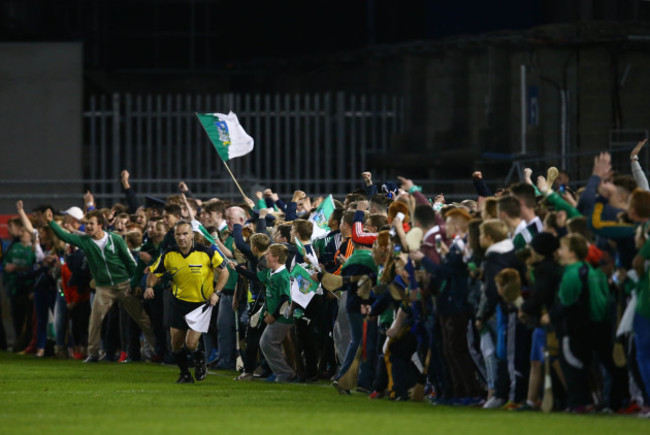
[85,92,404,207]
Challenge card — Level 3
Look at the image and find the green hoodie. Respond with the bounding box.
[558,261,609,323]
[49,221,136,287]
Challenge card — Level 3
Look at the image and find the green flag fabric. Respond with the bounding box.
[309,194,335,240]
[196,112,254,162]
[290,263,319,308]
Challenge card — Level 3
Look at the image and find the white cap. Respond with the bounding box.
[62,206,84,221]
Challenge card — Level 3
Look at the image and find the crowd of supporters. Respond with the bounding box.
[1,143,650,417]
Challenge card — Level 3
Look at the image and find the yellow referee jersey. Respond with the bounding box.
[151,244,225,302]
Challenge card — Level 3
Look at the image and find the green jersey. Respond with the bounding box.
[2,242,36,295]
[257,265,292,325]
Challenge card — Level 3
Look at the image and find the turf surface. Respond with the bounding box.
[0,351,647,434]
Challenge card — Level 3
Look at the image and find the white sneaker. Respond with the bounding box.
[483,397,506,409]
[235,372,254,381]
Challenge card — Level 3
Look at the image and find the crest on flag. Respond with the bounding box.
[196,111,254,162]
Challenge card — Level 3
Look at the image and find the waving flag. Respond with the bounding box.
[196,112,254,161]
[290,264,319,308]
[309,194,335,239]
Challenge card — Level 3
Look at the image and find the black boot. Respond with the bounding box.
[173,350,194,383]
[193,349,207,381]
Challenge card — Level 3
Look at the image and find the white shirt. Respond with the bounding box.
[526,215,543,234]
[92,232,109,251]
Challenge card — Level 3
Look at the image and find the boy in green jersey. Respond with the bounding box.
[258,243,296,383]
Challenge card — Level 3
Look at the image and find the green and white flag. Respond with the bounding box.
[294,238,320,271]
[309,194,335,240]
[290,263,319,308]
[196,111,254,162]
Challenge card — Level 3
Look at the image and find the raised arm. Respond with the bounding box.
[255,208,269,234]
[83,190,96,212]
[472,171,493,198]
[397,176,429,206]
[362,171,378,198]
[181,193,196,222]
[631,139,649,191]
[285,190,305,222]
[120,170,140,213]
[351,208,378,246]
[577,152,611,215]
[45,209,84,247]
[536,176,581,219]
[523,168,542,196]
[178,180,194,199]
[232,223,255,263]
[16,201,35,234]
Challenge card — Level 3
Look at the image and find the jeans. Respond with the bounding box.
[33,287,57,350]
[426,311,452,399]
[54,291,68,347]
[216,294,236,369]
[634,313,650,399]
[143,286,168,358]
[358,319,377,390]
[336,312,363,380]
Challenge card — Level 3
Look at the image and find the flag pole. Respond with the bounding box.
[222,160,247,201]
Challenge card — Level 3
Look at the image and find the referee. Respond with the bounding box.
[145,220,229,383]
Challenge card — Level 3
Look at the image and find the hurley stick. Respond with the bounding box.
[541,348,553,413]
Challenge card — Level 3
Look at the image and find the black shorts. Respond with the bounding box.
[169,297,206,330]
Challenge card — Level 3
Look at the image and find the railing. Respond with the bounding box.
[84,92,404,207]
[2,138,647,208]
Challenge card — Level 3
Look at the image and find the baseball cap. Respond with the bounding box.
[62,206,84,221]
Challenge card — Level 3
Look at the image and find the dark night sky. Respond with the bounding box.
[104,0,542,68]
[110,0,540,61]
[1,0,643,69]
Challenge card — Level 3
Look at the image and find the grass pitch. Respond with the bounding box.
[0,352,647,434]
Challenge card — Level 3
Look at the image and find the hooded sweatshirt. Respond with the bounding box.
[476,238,526,323]
[49,220,136,287]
